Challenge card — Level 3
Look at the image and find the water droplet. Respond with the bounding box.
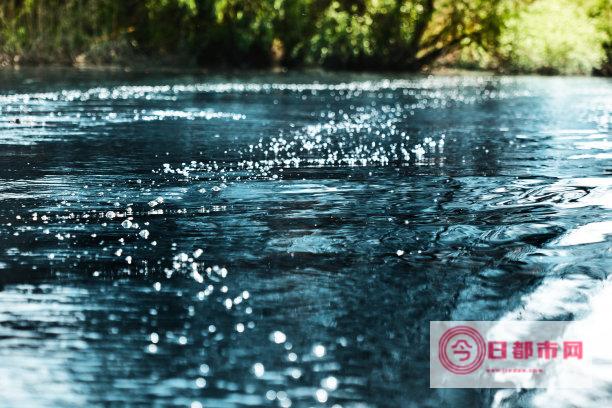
[252,363,265,377]
[312,344,326,358]
[148,197,164,207]
[270,331,287,344]
[290,368,302,379]
[321,376,338,391]
[315,389,328,403]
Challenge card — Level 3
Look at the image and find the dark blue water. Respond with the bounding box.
[0,69,610,407]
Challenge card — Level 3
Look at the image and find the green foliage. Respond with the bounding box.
[498,0,607,74]
[196,0,277,66]
[588,0,612,74]
[296,0,517,70]
[306,1,377,67]
[0,0,609,73]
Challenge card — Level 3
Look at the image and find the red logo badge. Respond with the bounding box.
[439,325,486,374]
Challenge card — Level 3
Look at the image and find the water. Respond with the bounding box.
[0,69,610,407]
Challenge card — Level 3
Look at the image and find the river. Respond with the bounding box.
[0,69,610,407]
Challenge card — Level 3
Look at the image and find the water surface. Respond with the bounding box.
[0,69,610,407]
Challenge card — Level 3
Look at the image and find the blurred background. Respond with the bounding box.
[0,0,610,75]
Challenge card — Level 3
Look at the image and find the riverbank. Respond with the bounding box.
[2,63,610,80]
[2,0,609,76]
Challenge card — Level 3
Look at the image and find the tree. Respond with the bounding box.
[300,0,521,70]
